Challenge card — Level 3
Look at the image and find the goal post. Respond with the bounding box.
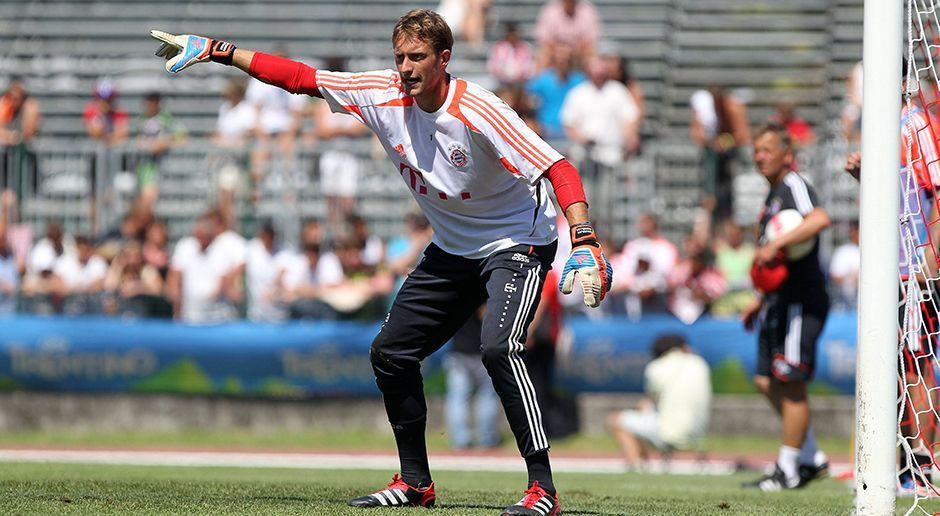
[855,0,901,514]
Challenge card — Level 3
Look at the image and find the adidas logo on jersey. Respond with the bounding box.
[510,253,530,263]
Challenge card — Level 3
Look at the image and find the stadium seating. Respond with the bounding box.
[0,0,862,245]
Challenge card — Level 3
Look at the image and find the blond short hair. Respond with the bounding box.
[392,9,454,55]
[755,123,793,150]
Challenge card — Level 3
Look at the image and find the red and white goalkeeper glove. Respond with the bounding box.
[559,222,613,308]
[150,30,236,73]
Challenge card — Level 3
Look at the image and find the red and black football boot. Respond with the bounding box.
[501,481,560,516]
[348,473,435,508]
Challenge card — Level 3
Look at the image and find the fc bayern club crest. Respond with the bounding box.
[447,142,471,170]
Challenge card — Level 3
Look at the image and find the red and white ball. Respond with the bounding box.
[764,209,814,260]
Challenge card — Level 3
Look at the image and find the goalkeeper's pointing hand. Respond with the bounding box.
[150,30,236,73]
[559,222,613,308]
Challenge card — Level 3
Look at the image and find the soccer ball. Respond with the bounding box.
[764,209,814,260]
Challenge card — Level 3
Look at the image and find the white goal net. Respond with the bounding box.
[899,0,940,512]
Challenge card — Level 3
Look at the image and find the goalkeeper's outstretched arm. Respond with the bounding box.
[151,30,322,98]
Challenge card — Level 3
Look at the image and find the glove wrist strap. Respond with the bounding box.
[209,40,236,65]
[570,222,598,247]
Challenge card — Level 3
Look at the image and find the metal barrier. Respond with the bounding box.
[8,138,860,248]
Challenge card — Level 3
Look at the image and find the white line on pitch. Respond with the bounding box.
[0,449,753,476]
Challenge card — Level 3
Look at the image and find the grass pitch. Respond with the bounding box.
[0,461,868,515]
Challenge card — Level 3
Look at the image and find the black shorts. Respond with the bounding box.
[757,298,828,383]
[372,240,558,455]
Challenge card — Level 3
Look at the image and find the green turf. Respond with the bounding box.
[0,462,878,515]
[0,429,852,458]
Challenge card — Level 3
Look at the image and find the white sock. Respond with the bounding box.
[778,445,800,485]
[798,428,819,465]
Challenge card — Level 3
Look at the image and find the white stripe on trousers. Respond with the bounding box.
[507,266,546,448]
[785,304,803,365]
[506,265,549,451]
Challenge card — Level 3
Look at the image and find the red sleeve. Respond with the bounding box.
[545,159,587,213]
[248,52,320,97]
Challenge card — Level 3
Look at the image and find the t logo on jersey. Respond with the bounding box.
[399,163,427,195]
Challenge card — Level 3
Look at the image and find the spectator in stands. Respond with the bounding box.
[103,240,167,318]
[209,207,246,306]
[386,212,433,294]
[22,221,68,314]
[667,242,727,325]
[27,220,74,280]
[312,57,371,230]
[842,60,863,143]
[166,211,240,323]
[710,220,757,317]
[608,334,711,470]
[96,206,150,262]
[487,22,536,87]
[606,53,646,140]
[0,220,18,314]
[84,80,130,233]
[142,220,170,280]
[0,77,41,201]
[769,101,814,149]
[445,309,500,449]
[829,220,860,311]
[213,77,256,148]
[299,217,324,248]
[52,234,108,314]
[133,92,186,207]
[84,80,129,146]
[347,213,384,267]
[245,221,290,322]
[1,190,32,276]
[438,0,490,46]
[246,45,307,199]
[317,233,393,320]
[281,236,346,320]
[526,43,586,140]
[610,213,678,319]
[561,54,640,172]
[690,86,751,223]
[535,0,602,68]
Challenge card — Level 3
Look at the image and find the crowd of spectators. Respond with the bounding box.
[0,0,864,323]
[0,202,862,323]
[0,205,419,323]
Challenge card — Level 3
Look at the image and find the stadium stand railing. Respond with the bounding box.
[0,0,863,247]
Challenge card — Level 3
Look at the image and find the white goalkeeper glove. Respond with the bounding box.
[559,222,613,308]
[150,30,236,73]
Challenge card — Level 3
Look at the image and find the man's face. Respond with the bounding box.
[77,242,93,263]
[6,82,25,108]
[551,44,573,74]
[144,98,160,117]
[563,0,577,16]
[638,215,656,238]
[394,37,450,99]
[586,56,609,86]
[753,131,793,181]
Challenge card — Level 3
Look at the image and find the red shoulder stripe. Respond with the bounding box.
[462,95,549,169]
[464,91,552,168]
[446,79,479,132]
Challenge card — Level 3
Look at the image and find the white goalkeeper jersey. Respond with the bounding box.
[316,70,562,259]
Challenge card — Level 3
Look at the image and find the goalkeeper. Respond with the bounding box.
[151,9,610,516]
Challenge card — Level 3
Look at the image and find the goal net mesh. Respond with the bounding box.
[900,0,940,511]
